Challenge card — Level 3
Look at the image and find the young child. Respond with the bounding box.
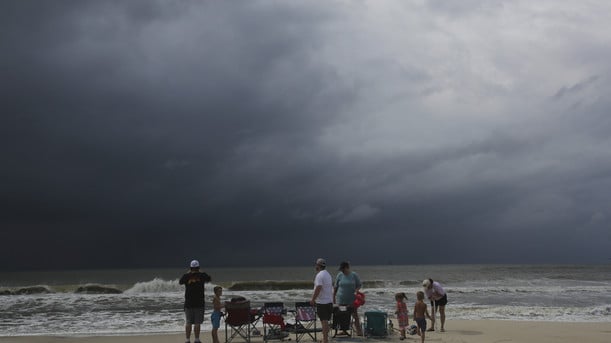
[211,286,224,343]
[413,291,432,343]
[394,292,409,340]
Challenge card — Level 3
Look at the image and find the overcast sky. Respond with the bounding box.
[2,0,610,271]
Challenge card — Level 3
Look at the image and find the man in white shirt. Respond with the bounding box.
[310,258,333,343]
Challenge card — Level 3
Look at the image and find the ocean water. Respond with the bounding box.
[0,264,610,336]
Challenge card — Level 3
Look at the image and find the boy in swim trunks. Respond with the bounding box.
[211,286,224,343]
[413,291,432,343]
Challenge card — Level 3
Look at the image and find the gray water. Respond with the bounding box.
[1,264,610,336]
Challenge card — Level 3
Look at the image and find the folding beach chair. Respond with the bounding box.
[250,307,263,336]
[332,305,353,337]
[225,300,254,343]
[262,302,289,342]
[293,301,322,342]
[363,311,388,338]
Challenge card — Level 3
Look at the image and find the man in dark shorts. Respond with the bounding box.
[422,278,448,332]
[180,260,212,343]
[310,258,333,343]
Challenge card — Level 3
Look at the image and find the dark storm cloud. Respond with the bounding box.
[1,0,354,269]
[2,0,611,270]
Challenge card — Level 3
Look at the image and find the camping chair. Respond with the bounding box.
[262,302,289,342]
[249,306,263,336]
[363,311,388,338]
[293,301,322,342]
[332,305,353,337]
[225,300,253,343]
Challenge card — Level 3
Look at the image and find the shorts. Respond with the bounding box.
[431,294,448,307]
[415,318,427,332]
[211,310,222,329]
[185,307,205,325]
[316,303,333,321]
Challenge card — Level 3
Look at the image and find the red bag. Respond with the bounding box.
[353,291,365,308]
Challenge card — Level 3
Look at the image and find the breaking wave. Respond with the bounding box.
[125,278,182,293]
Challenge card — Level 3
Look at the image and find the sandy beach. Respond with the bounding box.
[1,320,610,343]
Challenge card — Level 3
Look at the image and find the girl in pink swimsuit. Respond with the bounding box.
[395,292,409,340]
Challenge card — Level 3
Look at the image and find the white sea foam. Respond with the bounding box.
[124,278,182,294]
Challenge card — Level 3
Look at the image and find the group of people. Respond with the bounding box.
[310,258,447,343]
[179,258,447,343]
[309,258,363,343]
[393,278,446,343]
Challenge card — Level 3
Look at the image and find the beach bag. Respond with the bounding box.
[353,291,365,308]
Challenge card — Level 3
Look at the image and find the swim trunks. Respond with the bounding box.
[415,317,427,332]
[211,310,222,328]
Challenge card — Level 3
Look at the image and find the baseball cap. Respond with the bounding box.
[190,260,200,268]
[422,279,431,288]
[315,258,326,267]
